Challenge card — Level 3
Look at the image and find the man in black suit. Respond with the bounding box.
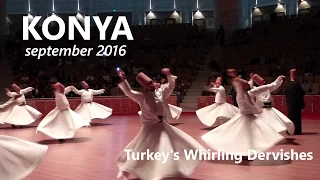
[284,69,305,135]
[227,69,238,107]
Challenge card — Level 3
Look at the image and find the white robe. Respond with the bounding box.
[0,98,20,124]
[0,135,48,180]
[71,88,112,123]
[117,75,206,180]
[253,77,295,135]
[0,87,42,125]
[138,84,182,121]
[196,85,239,127]
[36,87,90,139]
[202,79,284,156]
[248,79,254,89]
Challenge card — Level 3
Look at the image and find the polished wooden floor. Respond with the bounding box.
[1,114,320,180]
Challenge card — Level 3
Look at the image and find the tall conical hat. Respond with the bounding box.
[136,72,153,89]
[12,84,20,92]
[290,69,296,80]
[233,77,250,90]
[81,81,88,89]
[52,82,65,93]
[215,77,222,84]
[252,74,265,85]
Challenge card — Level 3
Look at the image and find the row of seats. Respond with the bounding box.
[205,14,320,95]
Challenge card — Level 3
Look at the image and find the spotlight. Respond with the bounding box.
[76,12,84,20]
[7,16,12,24]
[27,13,34,22]
[148,11,154,16]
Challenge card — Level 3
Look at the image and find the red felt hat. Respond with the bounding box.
[81,81,88,89]
[290,69,296,80]
[136,72,153,89]
[252,74,264,85]
[233,77,250,90]
[11,84,20,92]
[215,77,222,84]
[52,82,65,93]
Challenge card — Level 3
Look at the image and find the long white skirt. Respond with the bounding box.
[138,104,182,121]
[36,108,90,139]
[201,113,284,156]
[0,105,42,125]
[258,108,295,135]
[0,135,48,180]
[117,122,206,180]
[75,102,113,123]
[196,102,239,127]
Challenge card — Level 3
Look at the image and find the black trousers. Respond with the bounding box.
[232,97,238,107]
[288,108,302,135]
[232,91,238,107]
[233,101,238,107]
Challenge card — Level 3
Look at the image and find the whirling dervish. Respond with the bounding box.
[116,69,207,180]
[138,80,182,121]
[36,82,90,142]
[0,84,42,128]
[196,77,239,127]
[0,94,48,180]
[202,76,285,156]
[69,81,112,123]
[0,93,23,121]
[0,135,48,180]
[251,74,295,135]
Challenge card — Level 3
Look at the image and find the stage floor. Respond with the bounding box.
[1,114,320,180]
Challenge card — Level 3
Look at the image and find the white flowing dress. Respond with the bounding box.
[253,78,295,135]
[196,85,239,127]
[36,89,90,139]
[202,79,284,156]
[71,88,112,123]
[117,76,206,180]
[0,87,42,125]
[138,104,182,121]
[138,84,182,121]
[0,135,48,180]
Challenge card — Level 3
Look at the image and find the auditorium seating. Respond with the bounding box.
[215,14,320,95]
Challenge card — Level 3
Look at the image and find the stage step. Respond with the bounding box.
[181,46,223,107]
